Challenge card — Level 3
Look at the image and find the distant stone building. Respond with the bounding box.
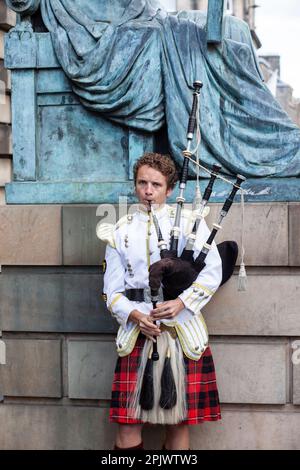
[259,55,300,128]
[162,0,300,127]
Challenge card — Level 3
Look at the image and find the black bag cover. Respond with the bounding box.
[148,241,238,300]
[217,241,238,286]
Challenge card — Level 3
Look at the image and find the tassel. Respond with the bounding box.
[192,185,202,211]
[238,188,247,291]
[238,261,247,291]
[139,347,154,410]
[159,347,177,410]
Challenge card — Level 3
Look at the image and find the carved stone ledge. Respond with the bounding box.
[6,0,40,16]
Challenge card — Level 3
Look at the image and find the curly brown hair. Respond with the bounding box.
[133,153,178,190]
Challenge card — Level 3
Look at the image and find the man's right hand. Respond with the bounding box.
[128,310,161,342]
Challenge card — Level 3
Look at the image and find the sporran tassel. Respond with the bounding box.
[159,347,177,410]
[139,346,154,410]
[131,333,187,424]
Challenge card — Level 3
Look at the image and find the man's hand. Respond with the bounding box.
[150,298,184,320]
[128,309,161,342]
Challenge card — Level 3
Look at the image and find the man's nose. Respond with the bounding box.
[145,183,153,194]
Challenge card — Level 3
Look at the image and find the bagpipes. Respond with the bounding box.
[139,81,246,414]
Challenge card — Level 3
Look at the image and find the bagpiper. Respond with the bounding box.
[98,153,223,450]
[98,82,245,450]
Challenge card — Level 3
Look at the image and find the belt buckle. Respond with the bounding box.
[143,287,164,303]
[158,286,164,303]
[143,287,152,303]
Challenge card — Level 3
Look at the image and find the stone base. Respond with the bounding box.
[5,177,300,204]
[0,404,299,450]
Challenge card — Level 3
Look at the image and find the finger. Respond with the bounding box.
[144,319,161,329]
[140,322,161,334]
[142,322,160,332]
[151,307,161,315]
[152,309,170,318]
[152,308,163,316]
[141,328,160,339]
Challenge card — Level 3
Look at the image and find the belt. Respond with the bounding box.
[124,287,164,304]
[159,323,177,339]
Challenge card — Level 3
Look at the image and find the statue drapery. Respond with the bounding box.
[39,0,300,177]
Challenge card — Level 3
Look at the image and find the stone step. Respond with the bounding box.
[0,403,299,449]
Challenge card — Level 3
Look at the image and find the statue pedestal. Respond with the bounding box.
[4,10,300,204]
[5,178,300,204]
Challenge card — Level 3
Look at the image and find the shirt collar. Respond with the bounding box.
[136,203,169,221]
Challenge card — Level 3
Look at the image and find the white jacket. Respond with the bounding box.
[99,204,222,333]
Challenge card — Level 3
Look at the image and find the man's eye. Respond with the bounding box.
[153,183,160,187]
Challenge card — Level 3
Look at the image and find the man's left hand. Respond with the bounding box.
[150,298,184,320]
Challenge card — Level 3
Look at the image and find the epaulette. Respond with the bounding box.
[115,213,135,230]
[96,222,116,248]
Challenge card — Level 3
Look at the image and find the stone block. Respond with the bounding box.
[0,123,12,154]
[204,272,300,336]
[62,206,103,265]
[210,340,287,404]
[0,59,11,91]
[0,3,16,30]
[190,408,300,450]
[0,187,5,204]
[0,339,62,397]
[289,203,300,266]
[63,204,127,265]
[292,340,300,405]
[0,205,62,265]
[0,91,11,123]
[68,340,117,399]
[0,405,115,450]
[206,203,288,266]
[0,157,11,185]
[0,269,116,333]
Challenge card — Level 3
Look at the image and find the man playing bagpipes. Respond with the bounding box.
[98,83,245,450]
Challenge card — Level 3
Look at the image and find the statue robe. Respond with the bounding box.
[40,0,300,177]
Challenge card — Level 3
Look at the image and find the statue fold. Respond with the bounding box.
[40,0,300,177]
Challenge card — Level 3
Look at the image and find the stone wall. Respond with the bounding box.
[0,202,299,449]
[0,0,299,451]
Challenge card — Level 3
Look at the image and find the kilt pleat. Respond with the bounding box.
[109,336,221,425]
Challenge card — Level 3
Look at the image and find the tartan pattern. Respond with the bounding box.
[109,336,221,425]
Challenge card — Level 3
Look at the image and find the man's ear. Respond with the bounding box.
[166,187,173,198]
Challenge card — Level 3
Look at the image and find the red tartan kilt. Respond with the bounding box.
[109,336,221,425]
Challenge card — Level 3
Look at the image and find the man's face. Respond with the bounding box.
[135,165,172,208]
